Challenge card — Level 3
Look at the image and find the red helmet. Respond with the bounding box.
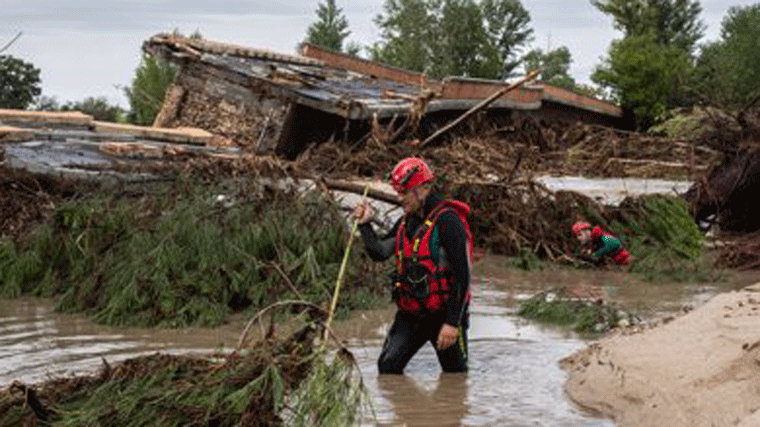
[590,226,604,240]
[571,222,590,237]
[390,157,434,193]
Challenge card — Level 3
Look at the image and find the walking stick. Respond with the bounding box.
[323,183,371,344]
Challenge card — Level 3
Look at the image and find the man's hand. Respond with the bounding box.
[352,201,374,225]
[437,323,459,350]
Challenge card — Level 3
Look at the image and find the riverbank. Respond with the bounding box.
[561,282,760,427]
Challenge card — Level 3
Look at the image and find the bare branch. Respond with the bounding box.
[0,31,23,54]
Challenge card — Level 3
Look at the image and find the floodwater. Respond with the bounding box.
[1,254,756,426]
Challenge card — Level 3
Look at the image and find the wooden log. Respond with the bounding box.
[418,69,541,148]
[93,121,214,145]
[320,178,401,206]
[0,125,33,143]
[0,109,93,126]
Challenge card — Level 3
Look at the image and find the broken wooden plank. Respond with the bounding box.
[92,121,214,145]
[0,109,93,127]
[418,69,542,148]
[153,84,186,128]
[0,125,34,143]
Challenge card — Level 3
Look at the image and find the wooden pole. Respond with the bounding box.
[418,69,542,149]
[323,183,371,343]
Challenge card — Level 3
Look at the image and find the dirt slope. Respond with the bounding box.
[561,283,760,427]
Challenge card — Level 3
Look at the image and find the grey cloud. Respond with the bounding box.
[0,0,319,33]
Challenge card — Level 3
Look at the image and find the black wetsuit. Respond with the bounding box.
[358,192,470,374]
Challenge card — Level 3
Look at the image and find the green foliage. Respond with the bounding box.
[509,247,544,271]
[623,195,718,282]
[591,0,705,54]
[0,54,41,109]
[481,0,533,77]
[692,4,760,109]
[0,183,384,327]
[522,46,576,90]
[371,0,532,79]
[285,351,368,426]
[35,96,126,122]
[305,0,351,52]
[125,54,177,125]
[591,34,693,129]
[590,194,709,282]
[433,0,502,79]
[518,291,636,333]
[0,327,368,427]
[590,0,705,128]
[370,0,434,73]
[648,107,719,139]
[61,96,126,122]
[627,194,703,260]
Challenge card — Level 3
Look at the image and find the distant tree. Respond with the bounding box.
[34,95,125,122]
[125,54,177,125]
[692,4,760,109]
[481,0,533,77]
[33,95,60,112]
[431,0,502,78]
[344,41,362,56]
[591,0,705,54]
[62,97,125,122]
[592,34,692,129]
[0,55,41,109]
[371,0,432,73]
[574,82,610,100]
[372,0,532,79]
[522,46,575,89]
[305,0,351,52]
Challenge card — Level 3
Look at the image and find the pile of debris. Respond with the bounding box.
[679,107,760,269]
[0,318,366,426]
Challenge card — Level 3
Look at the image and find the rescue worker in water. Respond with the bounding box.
[572,221,631,266]
[353,157,473,374]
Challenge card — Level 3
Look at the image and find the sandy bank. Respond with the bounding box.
[561,282,760,427]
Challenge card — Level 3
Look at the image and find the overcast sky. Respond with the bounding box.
[1,0,755,108]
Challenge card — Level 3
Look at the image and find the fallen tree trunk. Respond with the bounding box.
[321,177,400,205]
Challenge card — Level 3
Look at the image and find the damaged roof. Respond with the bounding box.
[143,33,622,122]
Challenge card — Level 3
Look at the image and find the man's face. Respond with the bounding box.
[398,187,424,215]
[577,229,591,243]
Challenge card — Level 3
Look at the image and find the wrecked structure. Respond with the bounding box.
[142,34,627,159]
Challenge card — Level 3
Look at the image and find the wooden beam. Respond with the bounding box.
[0,109,93,127]
[93,121,214,145]
[0,125,33,143]
[418,69,541,148]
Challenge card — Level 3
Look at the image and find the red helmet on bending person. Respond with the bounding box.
[571,222,591,237]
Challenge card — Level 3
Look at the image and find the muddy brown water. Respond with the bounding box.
[1,254,756,426]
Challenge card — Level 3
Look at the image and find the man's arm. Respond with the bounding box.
[436,211,470,327]
[358,219,400,261]
[592,235,621,258]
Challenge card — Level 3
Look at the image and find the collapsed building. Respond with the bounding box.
[142,33,628,160]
